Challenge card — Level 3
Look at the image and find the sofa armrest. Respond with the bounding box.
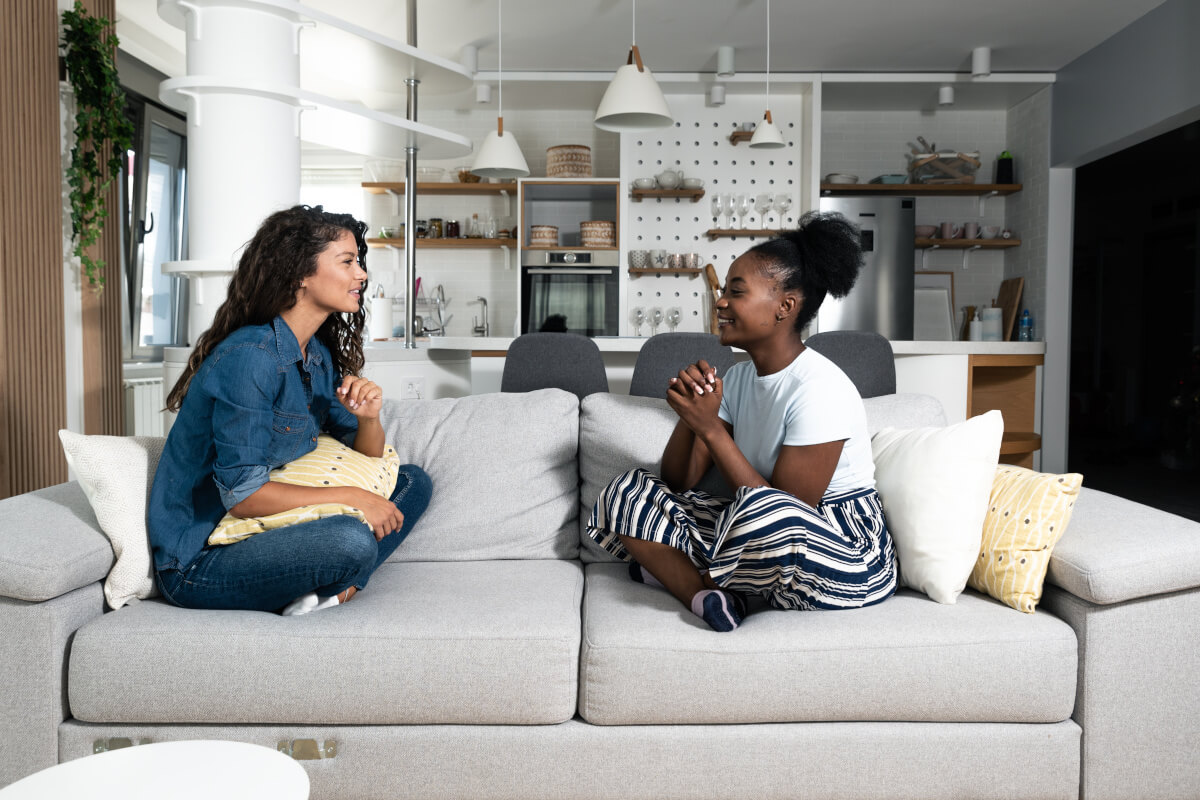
[0,482,114,602]
[1047,487,1200,604]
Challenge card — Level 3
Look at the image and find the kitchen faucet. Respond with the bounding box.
[468,296,489,337]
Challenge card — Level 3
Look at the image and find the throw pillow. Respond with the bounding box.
[208,434,399,545]
[871,410,1003,604]
[968,465,1084,613]
[58,430,166,609]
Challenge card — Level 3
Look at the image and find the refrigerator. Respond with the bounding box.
[817,196,915,340]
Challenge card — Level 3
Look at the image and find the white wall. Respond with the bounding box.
[1004,87,1052,331]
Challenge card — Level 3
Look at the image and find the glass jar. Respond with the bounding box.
[446,219,460,238]
[428,217,444,238]
[415,219,427,238]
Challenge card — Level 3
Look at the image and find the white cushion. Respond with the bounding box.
[57,430,166,609]
[871,410,1003,604]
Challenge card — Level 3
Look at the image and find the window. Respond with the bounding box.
[121,97,188,361]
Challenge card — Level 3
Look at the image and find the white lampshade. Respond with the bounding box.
[749,112,785,149]
[972,46,991,78]
[709,84,726,106]
[716,45,735,77]
[594,47,673,131]
[938,85,954,106]
[472,120,529,178]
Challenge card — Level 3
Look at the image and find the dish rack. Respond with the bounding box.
[390,286,451,336]
[907,152,981,184]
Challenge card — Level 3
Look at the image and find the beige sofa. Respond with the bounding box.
[1,388,1198,800]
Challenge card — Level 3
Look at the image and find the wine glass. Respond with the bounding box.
[734,194,750,229]
[755,193,773,228]
[666,306,682,332]
[628,306,645,337]
[772,193,793,228]
[719,193,735,229]
[709,194,722,229]
[649,307,664,336]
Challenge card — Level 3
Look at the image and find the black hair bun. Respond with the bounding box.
[781,211,864,299]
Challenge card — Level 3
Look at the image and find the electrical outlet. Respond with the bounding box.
[401,377,426,400]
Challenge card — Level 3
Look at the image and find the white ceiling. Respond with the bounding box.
[117,0,1167,113]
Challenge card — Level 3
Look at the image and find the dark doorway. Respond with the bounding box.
[1069,120,1200,522]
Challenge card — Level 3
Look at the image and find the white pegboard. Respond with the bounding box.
[619,93,805,336]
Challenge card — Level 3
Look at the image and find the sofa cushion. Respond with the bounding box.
[578,392,948,563]
[380,389,580,561]
[579,563,1077,725]
[68,560,582,725]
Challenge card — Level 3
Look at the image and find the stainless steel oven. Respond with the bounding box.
[520,249,620,336]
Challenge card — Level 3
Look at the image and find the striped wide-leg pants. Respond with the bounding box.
[587,468,898,610]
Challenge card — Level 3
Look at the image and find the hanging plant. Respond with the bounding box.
[61,0,134,291]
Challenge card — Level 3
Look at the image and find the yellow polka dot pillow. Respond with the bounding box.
[968,465,1084,613]
[208,435,399,546]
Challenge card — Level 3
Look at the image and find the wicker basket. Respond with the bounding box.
[546,144,592,178]
[580,220,615,247]
[530,225,558,248]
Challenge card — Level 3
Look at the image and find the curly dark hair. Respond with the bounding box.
[746,210,864,334]
[165,205,369,411]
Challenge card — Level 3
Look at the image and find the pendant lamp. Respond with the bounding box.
[749,0,785,149]
[594,0,673,131]
[472,0,529,178]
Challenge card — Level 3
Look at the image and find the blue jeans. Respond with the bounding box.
[156,464,432,612]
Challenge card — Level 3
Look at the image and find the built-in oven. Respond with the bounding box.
[520,249,620,336]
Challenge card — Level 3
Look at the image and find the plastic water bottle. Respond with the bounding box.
[1017,309,1034,341]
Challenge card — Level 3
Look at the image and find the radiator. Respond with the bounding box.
[123,377,165,437]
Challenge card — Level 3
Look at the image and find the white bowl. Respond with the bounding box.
[824,173,859,184]
[632,178,657,190]
[681,178,704,189]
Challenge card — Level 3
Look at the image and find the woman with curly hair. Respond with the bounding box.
[587,211,896,631]
[150,205,431,615]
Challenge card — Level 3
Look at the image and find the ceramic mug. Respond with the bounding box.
[940,222,961,239]
[681,252,701,269]
[667,253,684,269]
[649,249,668,268]
[963,222,980,239]
[628,249,649,269]
[980,225,1001,239]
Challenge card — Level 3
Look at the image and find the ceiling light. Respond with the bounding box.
[472,0,529,178]
[709,84,726,106]
[475,83,492,104]
[972,46,991,78]
[594,0,673,131]
[460,44,478,75]
[939,85,954,106]
[716,45,735,78]
[749,0,785,149]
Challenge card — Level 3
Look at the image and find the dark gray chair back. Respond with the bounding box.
[500,333,609,399]
[629,332,738,398]
[804,330,896,398]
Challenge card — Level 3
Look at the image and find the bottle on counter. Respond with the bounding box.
[467,213,481,238]
[1017,309,1034,341]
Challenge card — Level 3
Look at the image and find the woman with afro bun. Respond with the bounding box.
[587,211,896,631]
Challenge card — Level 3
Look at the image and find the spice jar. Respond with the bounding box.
[428,217,444,238]
[446,219,460,238]
[415,219,428,238]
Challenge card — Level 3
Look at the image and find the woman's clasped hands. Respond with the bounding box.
[667,359,722,435]
[337,375,382,419]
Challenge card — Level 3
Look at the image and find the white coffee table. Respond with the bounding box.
[0,740,309,799]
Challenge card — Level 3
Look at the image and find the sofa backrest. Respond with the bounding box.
[577,392,947,563]
[379,388,581,561]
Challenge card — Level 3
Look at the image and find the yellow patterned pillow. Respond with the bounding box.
[208,434,400,546]
[968,465,1083,613]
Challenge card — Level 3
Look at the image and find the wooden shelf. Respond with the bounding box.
[1000,432,1043,456]
[968,353,1045,468]
[367,237,516,249]
[705,228,781,240]
[728,130,754,145]
[916,238,1021,249]
[820,182,1022,196]
[524,245,618,251]
[362,182,516,196]
[630,188,705,202]
[628,267,702,276]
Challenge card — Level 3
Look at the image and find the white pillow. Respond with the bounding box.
[58,431,165,609]
[871,410,1003,604]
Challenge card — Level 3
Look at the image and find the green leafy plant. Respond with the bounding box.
[61,0,134,291]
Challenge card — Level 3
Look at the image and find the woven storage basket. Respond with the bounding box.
[580,220,615,247]
[546,144,592,178]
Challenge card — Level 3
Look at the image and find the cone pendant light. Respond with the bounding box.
[472,0,529,178]
[749,0,785,149]
[594,0,673,131]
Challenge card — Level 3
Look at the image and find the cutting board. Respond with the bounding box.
[996,277,1024,341]
[704,263,721,334]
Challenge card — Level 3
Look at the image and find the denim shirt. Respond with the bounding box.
[148,316,359,571]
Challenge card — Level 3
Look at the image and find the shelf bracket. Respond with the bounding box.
[499,243,512,271]
[919,244,940,270]
[960,244,982,270]
[978,190,1000,216]
[498,188,511,217]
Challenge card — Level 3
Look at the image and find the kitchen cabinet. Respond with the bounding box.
[520,180,620,249]
[968,353,1043,468]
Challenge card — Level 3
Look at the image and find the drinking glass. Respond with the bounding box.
[734,194,749,229]
[754,193,773,228]
[719,194,735,229]
[710,194,722,229]
[628,306,645,337]
[649,307,664,336]
[666,306,682,332]
[772,193,793,227]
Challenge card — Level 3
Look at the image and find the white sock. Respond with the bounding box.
[281,591,342,616]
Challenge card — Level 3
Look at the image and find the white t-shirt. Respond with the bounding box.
[717,348,875,495]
